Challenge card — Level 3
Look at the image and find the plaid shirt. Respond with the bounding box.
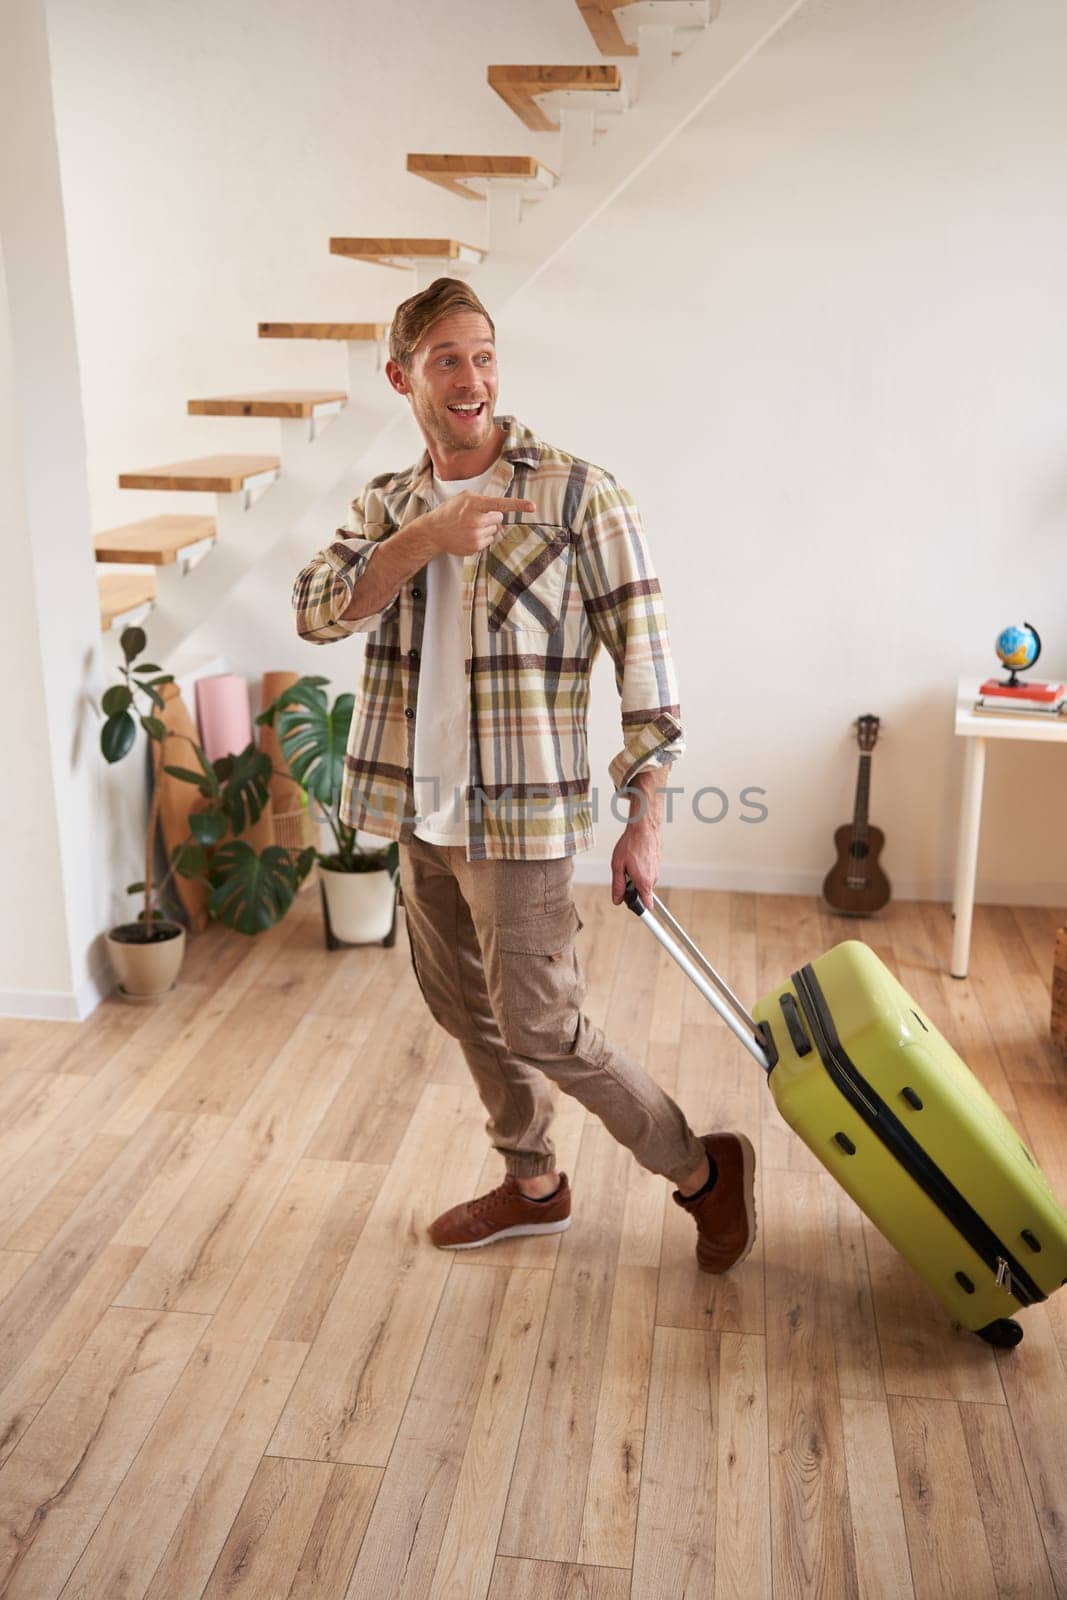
[291,415,685,859]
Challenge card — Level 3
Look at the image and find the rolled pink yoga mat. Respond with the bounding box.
[194,673,253,762]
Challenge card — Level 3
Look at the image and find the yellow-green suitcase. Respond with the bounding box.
[625,881,1067,1347]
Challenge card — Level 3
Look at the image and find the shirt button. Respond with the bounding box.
[411,586,422,600]
[408,648,419,662]
[404,707,414,719]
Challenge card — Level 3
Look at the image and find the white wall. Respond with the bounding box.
[44,0,1067,926]
[0,0,123,1020]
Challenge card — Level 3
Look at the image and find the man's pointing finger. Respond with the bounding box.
[470,497,537,513]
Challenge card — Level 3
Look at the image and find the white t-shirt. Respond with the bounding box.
[412,465,495,845]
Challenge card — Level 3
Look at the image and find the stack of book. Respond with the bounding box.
[972,678,1066,717]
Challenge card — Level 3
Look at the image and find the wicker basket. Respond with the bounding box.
[273,803,319,891]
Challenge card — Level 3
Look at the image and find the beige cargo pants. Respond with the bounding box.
[399,834,707,1183]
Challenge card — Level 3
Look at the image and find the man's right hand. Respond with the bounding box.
[419,494,537,557]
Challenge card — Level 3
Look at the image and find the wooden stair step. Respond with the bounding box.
[118,454,280,492]
[187,390,346,419]
[328,237,485,270]
[576,0,706,56]
[258,322,388,341]
[406,153,557,201]
[94,514,216,565]
[487,64,624,132]
[576,0,638,56]
[98,570,157,631]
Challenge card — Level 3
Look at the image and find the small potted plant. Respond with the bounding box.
[257,675,399,947]
[98,626,315,1000]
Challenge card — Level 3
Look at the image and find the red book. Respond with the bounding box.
[979,678,1065,702]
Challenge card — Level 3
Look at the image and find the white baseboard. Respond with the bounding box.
[0,957,115,1022]
[570,857,1067,910]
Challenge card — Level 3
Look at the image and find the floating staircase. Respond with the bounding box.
[258,322,388,341]
[186,390,345,420]
[405,154,557,203]
[98,569,157,633]
[576,0,717,60]
[94,0,806,658]
[576,0,638,56]
[117,454,280,495]
[406,155,558,250]
[257,324,389,390]
[328,237,486,292]
[187,390,347,449]
[486,64,626,132]
[94,513,216,567]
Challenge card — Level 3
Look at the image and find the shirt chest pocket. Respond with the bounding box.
[484,523,572,633]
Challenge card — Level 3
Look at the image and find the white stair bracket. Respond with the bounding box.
[618,0,716,56]
[107,599,154,634]
[176,533,216,577]
[413,244,483,291]
[636,23,676,98]
[159,0,812,667]
[558,106,598,174]
[462,167,558,253]
[345,332,389,395]
[237,465,278,511]
[486,185,524,253]
[278,398,346,459]
[212,470,277,539]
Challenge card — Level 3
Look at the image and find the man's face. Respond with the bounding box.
[388,310,499,457]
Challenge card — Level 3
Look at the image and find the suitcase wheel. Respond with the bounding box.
[975,1317,1024,1349]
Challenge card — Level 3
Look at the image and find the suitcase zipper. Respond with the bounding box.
[791,965,1043,1309]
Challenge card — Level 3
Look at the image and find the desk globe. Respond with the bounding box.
[994,621,1041,687]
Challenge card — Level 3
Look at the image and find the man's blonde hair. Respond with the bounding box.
[388,277,496,372]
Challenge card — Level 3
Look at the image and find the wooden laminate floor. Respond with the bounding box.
[0,886,1065,1600]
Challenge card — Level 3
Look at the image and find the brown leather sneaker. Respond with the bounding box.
[428,1173,572,1251]
[671,1133,757,1274]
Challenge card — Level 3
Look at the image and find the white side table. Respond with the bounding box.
[951,676,1067,978]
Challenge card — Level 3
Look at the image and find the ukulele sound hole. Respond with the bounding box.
[849,842,870,861]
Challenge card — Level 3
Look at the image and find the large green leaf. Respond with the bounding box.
[270,681,354,809]
[173,840,208,877]
[120,625,147,663]
[163,763,215,795]
[206,841,304,934]
[101,711,136,763]
[102,684,132,716]
[256,675,330,729]
[195,742,221,786]
[189,809,227,846]
[217,744,273,834]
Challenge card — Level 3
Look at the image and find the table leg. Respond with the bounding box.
[951,736,986,978]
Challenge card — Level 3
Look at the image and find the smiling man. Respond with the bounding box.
[292,277,755,1272]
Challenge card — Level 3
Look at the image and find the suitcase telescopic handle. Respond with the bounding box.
[622,873,774,1073]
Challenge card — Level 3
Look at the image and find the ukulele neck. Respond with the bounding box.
[852,754,871,842]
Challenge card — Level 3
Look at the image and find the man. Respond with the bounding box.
[292,277,755,1273]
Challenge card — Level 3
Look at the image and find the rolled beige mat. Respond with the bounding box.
[156,682,211,934]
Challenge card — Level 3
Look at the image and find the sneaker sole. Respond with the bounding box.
[434,1216,572,1250]
[697,1133,757,1274]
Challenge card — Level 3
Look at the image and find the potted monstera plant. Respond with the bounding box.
[257,675,399,947]
[98,626,315,1000]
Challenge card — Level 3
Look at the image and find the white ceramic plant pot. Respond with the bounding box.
[318,862,397,944]
[105,921,186,1003]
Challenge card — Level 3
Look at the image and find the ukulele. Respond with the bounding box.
[822,714,891,916]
